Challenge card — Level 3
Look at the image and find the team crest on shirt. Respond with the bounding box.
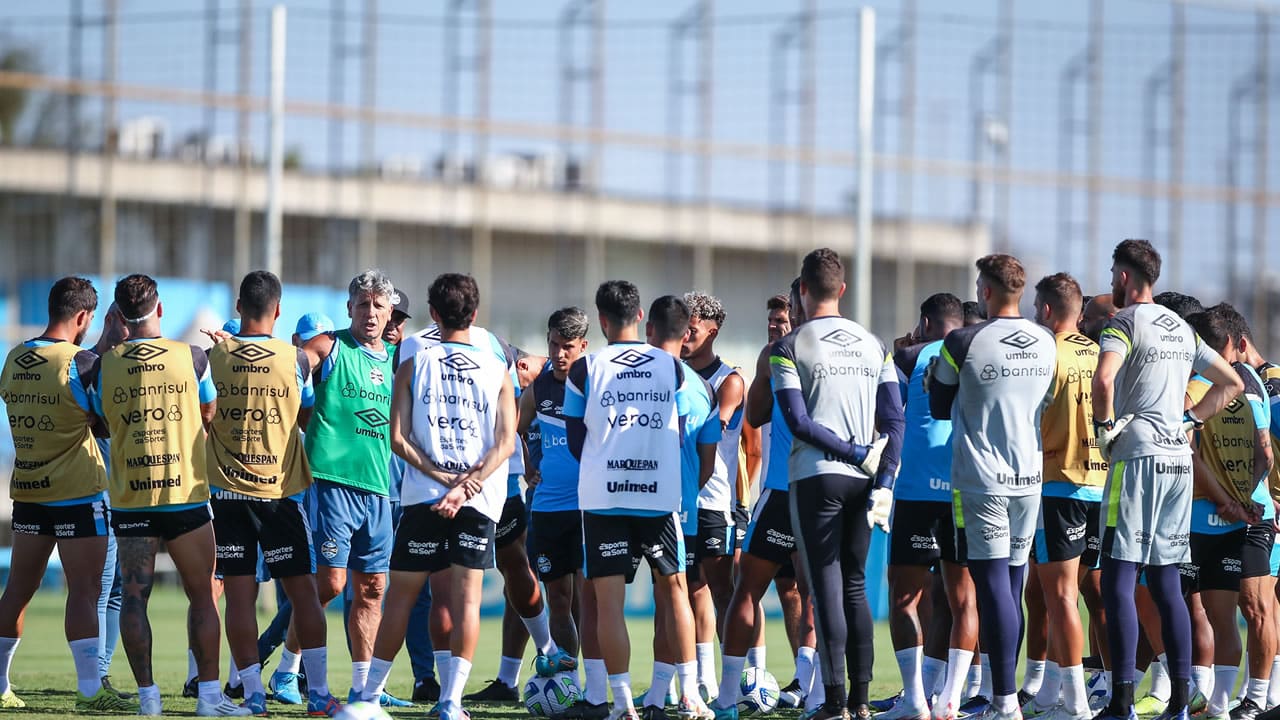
[369,368,385,385]
[13,350,47,371]
[537,554,552,575]
[320,540,339,559]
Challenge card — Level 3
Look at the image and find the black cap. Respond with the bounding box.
[391,289,411,319]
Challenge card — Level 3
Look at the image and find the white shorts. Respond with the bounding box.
[1101,454,1192,566]
[953,491,1038,567]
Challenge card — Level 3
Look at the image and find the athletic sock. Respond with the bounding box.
[1062,665,1089,715]
[978,653,993,699]
[69,637,100,697]
[922,656,946,706]
[448,658,472,706]
[1032,661,1060,709]
[434,651,452,683]
[522,609,558,656]
[942,649,976,711]
[676,661,698,702]
[966,660,983,700]
[797,646,818,697]
[994,693,1018,714]
[363,658,394,702]
[498,656,522,689]
[696,643,717,690]
[645,663,676,707]
[1023,659,1047,697]
[608,672,634,711]
[198,680,222,706]
[227,660,242,689]
[805,665,826,712]
[897,647,926,710]
[1209,665,1237,716]
[746,646,766,670]
[1240,672,1252,704]
[1149,654,1171,701]
[351,661,370,696]
[438,657,456,708]
[717,655,746,709]
[1268,657,1280,708]
[187,648,198,684]
[238,663,264,698]
[278,647,302,675]
[301,647,329,696]
[585,659,608,706]
[1192,665,1215,702]
[1247,678,1269,707]
[138,684,160,706]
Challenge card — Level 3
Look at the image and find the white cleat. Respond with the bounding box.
[879,699,930,720]
[195,695,254,717]
[138,695,163,716]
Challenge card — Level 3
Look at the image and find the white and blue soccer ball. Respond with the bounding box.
[524,672,582,717]
[335,701,393,720]
[737,667,780,716]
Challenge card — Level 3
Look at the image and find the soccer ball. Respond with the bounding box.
[335,701,392,720]
[524,673,582,717]
[737,667,780,716]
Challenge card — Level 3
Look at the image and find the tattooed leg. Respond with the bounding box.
[117,536,159,688]
[167,522,221,682]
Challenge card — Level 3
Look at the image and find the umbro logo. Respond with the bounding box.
[820,329,861,349]
[420,326,442,341]
[1064,334,1093,346]
[13,350,47,371]
[441,354,481,373]
[540,399,554,410]
[1152,314,1181,332]
[610,349,654,369]
[121,343,168,363]
[1225,397,1244,414]
[999,330,1039,350]
[229,344,275,363]
[353,407,390,428]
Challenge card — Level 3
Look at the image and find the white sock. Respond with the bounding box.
[608,672,634,711]
[994,693,1018,714]
[797,646,818,697]
[1149,654,1171,701]
[669,676,679,701]
[1032,661,1060,709]
[1268,657,1280,708]
[1248,678,1269,707]
[279,648,302,675]
[717,655,746,709]
[805,665,826,712]
[0,638,17,695]
[1135,666,1148,696]
[198,680,222,705]
[523,609,558,656]
[697,643,717,690]
[1062,665,1088,714]
[1023,659,1046,696]
[138,684,161,705]
[498,656,522,689]
[238,663,264,698]
[187,648,198,683]
[746,646,766,669]
[438,656,456,707]
[434,651,452,682]
[1240,671,1253,703]
[363,658,394,702]
[942,649,976,711]
[1209,665,1238,715]
[1192,665,1215,702]
[978,654,992,699]
[301,647,329,696]
[227,659,242,689]
[351,661,370,695]
[448,657,472,706]
[897,647,926,710]
[922,655,946,705]
[585,659,608,705]
[676,661,698,701]
[70,637,100,697]
[644,663,676,707]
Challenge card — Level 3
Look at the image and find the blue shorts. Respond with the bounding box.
[1272,539,1280,578]
[313,480,393,573]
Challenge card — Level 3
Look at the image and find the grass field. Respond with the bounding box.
[6,586,908,718]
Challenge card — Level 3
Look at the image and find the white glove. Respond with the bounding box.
[858,434,889,477]
[867,486,893,532]
[1095,414,1133,463]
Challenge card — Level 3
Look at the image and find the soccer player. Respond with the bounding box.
[682,291,746,696]
[1090,239,1242,720]
[1080,296,1116,344]
[361,272,518,720]
[881,292,964,720]
[771,248,905,720]
[929,254,1057,720]
[1022,273,1107,720]
[298,270,398,703]
[564,280,701,720]
[205,271,342,717]
[962,302,985,327]
[1180,305,1273,720]
[90,274,247,716]
[0,278,135,712]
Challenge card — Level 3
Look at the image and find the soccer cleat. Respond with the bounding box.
[306,691,343,718]
[880,698,932,720]
[1022,699,1057,719]
[239,691,268,717]
[1152,707,1190,720]
[677,695,715,720]
[1088,677,1110,713]
[1230,699,1263,720]
[934,703,960,720]
[462,678,520,702]
[699,682,717,705]
[537,649,580,678]
[777,679,805,710]
[873,692,906,712]
[196,694,254,716]
[1039,706,1092,720]
[438,701,472,720]
[76,686,140,712]
[606,707,641,720]
[709,702,739,720]
[1090,708,1138,720]
[268,671,302,705]
[1190,693,1209,716]
[0,690,24,709]
[413,677,442,703]
[139,694,163,716]
[184,677,200,699]
[102,675,135,699]
[379,690,414,708]
[1135,696,1170,716]
[852,705,874,720]
[225,682,245,701]
[959,697,992,719]
[1020,693,1037,707]
[642,706,672,720]
[558,701,612,720]
[800,708,853,720]
[975,706,1022,720]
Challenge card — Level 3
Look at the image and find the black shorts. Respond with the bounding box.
[212,495,314,578]
[775,560,796,579]
[695,509,735,560]
[112,505,212,541]
[530,510,584,581]
[1034,497,1102,566]
[733,505,750,546]
[741,488,795,567]
[495,495,527,548]
[391,504,496,573]
[12,499,110,538]
[1241,522,1276,580]
[582,511,684,579]
[888,499,963,567]
[1183,529,1247,593]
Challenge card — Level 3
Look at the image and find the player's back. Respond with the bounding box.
[1041,331,1106,490]
[893,340,952,502]
[679,361,719,535]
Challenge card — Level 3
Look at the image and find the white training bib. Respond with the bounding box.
[697,360,742,513]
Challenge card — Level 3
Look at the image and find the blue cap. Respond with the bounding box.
[222,318,241,334]
[295,312,334,342]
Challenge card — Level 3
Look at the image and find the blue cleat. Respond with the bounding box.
[1090,708,1139,720]
[269,672,302,705]
[958,697,991,719]
[305,691,343,717]
[438,701,472,720]
[1151,708,1188,720]
[536,649,580,678]
[379,691,414,708]
[872,693,904,713]
[239,692,268,717]
[711,702,739,720]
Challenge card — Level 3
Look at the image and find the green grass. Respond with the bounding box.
[2,586,907,718]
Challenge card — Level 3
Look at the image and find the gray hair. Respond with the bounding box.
[548,306,590,340]
[348,269,395,303]
[683,291,726,328]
